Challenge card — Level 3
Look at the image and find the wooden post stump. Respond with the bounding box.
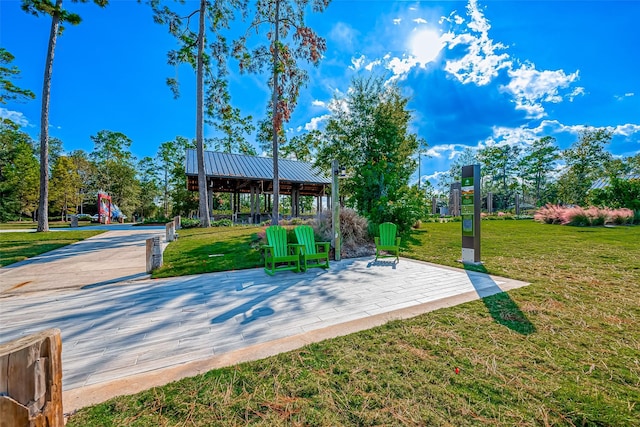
[0,329,63,427]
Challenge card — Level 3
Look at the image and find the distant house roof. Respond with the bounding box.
[185,149,331,196]
[590,174,640,190]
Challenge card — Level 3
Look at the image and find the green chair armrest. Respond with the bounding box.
[396,237,401,246]
[316,242,330,252]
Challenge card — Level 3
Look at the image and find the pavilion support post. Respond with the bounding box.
[249,186,255,224]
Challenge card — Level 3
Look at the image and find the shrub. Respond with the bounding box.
[607,208,634,225]
[316,208,373,258]
[560,206,590,227]
[211,219,233,227]
[180,218,201,229]
[534,204,636,227]
[143,216,172,224]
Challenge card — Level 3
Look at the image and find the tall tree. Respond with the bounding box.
[519,136,559,205]
[210,105,256,155]
[478,144,521,209]
[89,130,139,216]
[0,48,35,104]
[438,147,477,193]
[233,0,329,224]
[69,149,94,214]
[50,155,80,220]
[137,156,161,219]
[281,129,320,161]
[21,0,109,231]
[0,119,39,221]
[557,128,612,206]
[150,0,244,227]
[316,76,423,231]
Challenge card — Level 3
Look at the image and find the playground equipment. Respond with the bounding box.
[97,192,125,223]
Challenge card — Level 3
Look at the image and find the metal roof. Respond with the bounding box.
[590,174,640,190]
[185,149,330,184]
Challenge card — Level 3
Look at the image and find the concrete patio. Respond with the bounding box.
[0,255,528,412]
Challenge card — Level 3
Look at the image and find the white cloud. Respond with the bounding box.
[0,108,30,127]
[364,58,383,72]
[312,100,326,108]
[609,123,640,137]
[424,170,447,181]
[615,92,635,101]
[568,87,585,102]
[349,55,366,71]
[303,114,331,131]
[393,18,402,25]
[413,18,427,24]
[425,143,469,159]
[501,64,580,118]
[443,0,512,86]
[387,56,419,81]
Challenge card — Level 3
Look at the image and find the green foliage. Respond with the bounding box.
[180,218,201,229]
[478,144,521,210]
[588,177,640,210]
[212,219,233,227]
[0,120,39,221]
[557,128,612,206]
[0,47,35,104]
[316,76,423,232]
[89,130,140,217]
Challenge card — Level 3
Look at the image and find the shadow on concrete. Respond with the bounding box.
[81,273,151,290]
[463,264,536,335]
[366,259,398,269]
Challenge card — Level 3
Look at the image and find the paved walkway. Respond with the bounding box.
[0,225,165,294]
[0,227,529,413]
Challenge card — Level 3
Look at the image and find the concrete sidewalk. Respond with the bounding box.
[0,225,165,295]
[0,255,529,413]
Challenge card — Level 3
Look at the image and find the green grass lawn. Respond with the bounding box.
[151,226,265,278]
[61,221,639,425]
[0,230,104,267]
[0,220,94,230]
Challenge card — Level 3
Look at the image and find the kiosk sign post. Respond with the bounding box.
[461,164,481,264]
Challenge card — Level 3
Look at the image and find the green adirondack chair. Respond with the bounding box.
[295,225,330,271]
[263,225,302,276]
[374,222,401,262]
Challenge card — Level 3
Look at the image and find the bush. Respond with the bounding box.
[534,204,636,226]
[211,219,233,227]
[143,216,172,225]
[180,218,200,229]
[316,208,373,258]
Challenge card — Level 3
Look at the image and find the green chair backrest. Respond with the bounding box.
[379,222,398,246]
[295,225,317,255]
[266,226,289,257]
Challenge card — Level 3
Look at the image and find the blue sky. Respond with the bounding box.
[2,0,639,189]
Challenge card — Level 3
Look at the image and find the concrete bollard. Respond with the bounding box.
[173,215,181,230]
[70,215,78,228]
[0,328,64,427]
[165,222,175,242]
[146,236,163,273]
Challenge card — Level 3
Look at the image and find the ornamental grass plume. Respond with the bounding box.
[607,208,634,225]
[560,206,590,226]
[533,204,564,224]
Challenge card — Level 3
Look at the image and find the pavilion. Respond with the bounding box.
[185,149,332,223]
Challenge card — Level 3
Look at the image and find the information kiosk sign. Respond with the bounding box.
[461,165,481,263]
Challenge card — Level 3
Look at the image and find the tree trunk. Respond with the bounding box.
[37,0,62,232]
[196,0,210,227]
[271,0,281,225]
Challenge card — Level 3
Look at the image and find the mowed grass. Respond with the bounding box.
[66,220,640,426]
[0,220,93,230]
[151,226,264,278]
[0,230,104,267]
